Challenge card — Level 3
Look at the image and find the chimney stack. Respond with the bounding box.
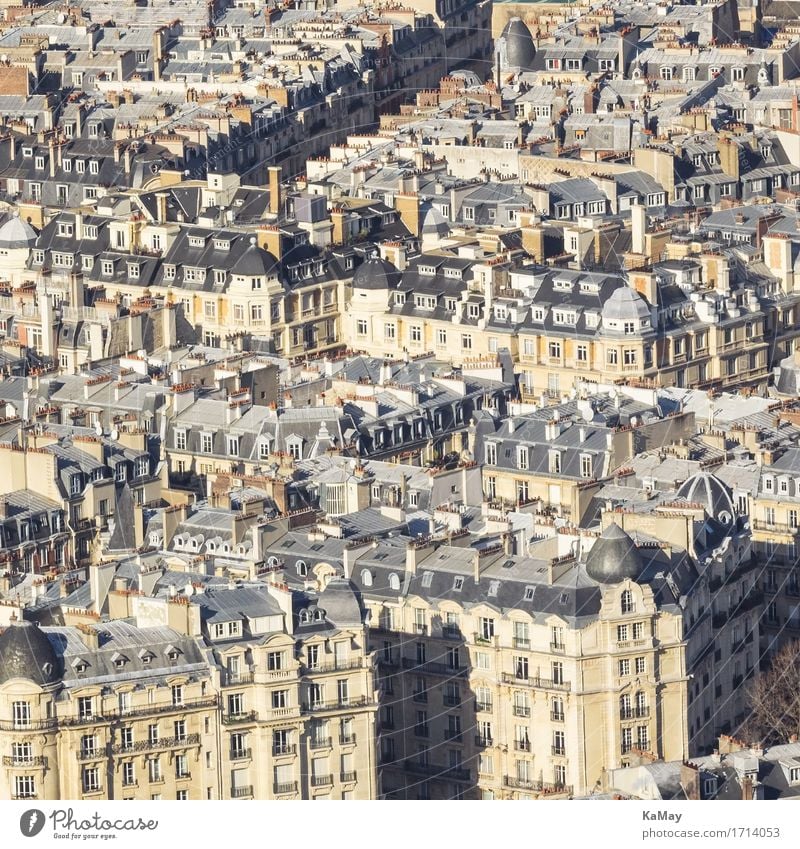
[268,166,281,216]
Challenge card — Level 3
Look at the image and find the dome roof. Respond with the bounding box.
[352,256,401,291]
[601,285,651,324]
[0,215,37,250]
[421,205,450,239]
[0,620,60,687]
[585,522,644,584]
[501,18,536,70]
[317,578,363,628]
[231,238,279,277]
[675,472,735,527]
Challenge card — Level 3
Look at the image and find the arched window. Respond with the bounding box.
[388,573,400,591]
[314,609,325,622]
[361,569,373,587]
[299,609,311,624]
[621,590,634,614]
[267,556,279,567]
[296,559,307,577]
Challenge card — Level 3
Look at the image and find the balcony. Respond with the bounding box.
[222,672,255,687]
[414,725,430,738]
[753,519,797,535]
[311,774,334,787]
[475,736,493,747]
[231,785,253,798]
[513,637,531,650]
[76,748,105,762]
[620,707,650,720]
[412,691,428,703]
[3,755,48,768]
[443,695,461,708]
[61,697,218,727]
[222,711,258,726]
[110,733,201,756]
[513,705,531,718]
[274,781,298,795]
[310,737,332,750]
[444,729,463,742]
[272,744,297,757]
[265,668,297,682]
[340,771,357,783]
[503,776,572,796]
[300,658,365,675]
[176,772,191,781]
[550,642,566,653]
[230,748,252,761]
[413,624,428,635]
[340,733,357,745]
[12,794,37,800]
[401,658,468,678]
[301,696,374,714]
[552,746,566,756]
[442,626,462,640]
[0,718,58,732]
[551,712,565,722]
[473,632,496,647]
[475,701,493,713]
[502,672,570,692]
[515,740,531,752]
[403,760,470,782]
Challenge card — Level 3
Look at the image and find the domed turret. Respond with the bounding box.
[601,285,652,331]
[585,523,644,584]
[675,472,735,528]
[231,237,279,278]
[0,620,60,687]
[352,256,401,291]
[0,215,37,250]
[498,18,536,72]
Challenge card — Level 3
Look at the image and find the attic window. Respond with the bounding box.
[488,580,500,597]
[421,571,433,588]
[559,593,569,605]
[361,569,373,587]
[524,587,535,601]
[74,660,88,674]
[189,235,205,248]
[296,560,307,577]
[453,576,464,591]
[389,573,400,591]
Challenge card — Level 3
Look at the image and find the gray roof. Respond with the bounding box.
[0,215,37,249]
[501,17,536,70]
[675,472,735,527]
[584,523,644,584]
[0,620,61,686]
[352,256,401,291]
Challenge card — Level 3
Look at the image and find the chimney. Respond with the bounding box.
[48,136,56,178]
[268,166,282,216]
[155,192,168,223]
[680,762,700,799]
[631,202,646,255]
[257,225,283,261]
[0,497,7,519]
[123,145,132,176]
[395,193,420,236]
[153,29,163,82]
[331,207,346,245]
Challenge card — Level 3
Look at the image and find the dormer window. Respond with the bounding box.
[22,146,33,158]
[89,160,99,175]
[189,235,206,248]
[58,222,74,237]
[76,159,85,174]
[34,155,45,170]
[70,474,82,496]
[115,463,127,482]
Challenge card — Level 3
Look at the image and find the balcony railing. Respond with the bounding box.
[401,658,468,678]
[311,774,334,787]
[502,672,570,692]
[550,642,566,653]
[442,626,462,640]
[340,734,357,745]
[620,707,650,720]
[230,748,252,761]
[513,705,531,717]
[513,637,531,649]
[403,760,471,782]
[301,696,374,713]
[0,718,58,732]
[274,781,298,795]
[504,776,572,795]
[61,697,218,727]
[231,785,253,798]
[3,755,48,768]
[111,733,200,756]
[475,701,493,713]
[475,736,493,747]
[473,632,496,646]
[414,725,430,738]
[300,658,365,675]
[340,771,357,783]
[444,730,463,742]
[443,695,461,707]
[222,672,255,686]
[515,740,531,752]
[222,711,258,725]
[551,712,565,722]
[310,737,332,750]
[412,691,428,703]
[272,743,297,757]
[552,745,566,756]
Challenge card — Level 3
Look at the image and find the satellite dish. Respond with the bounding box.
[94,421,103,436]
[110,428,119,441]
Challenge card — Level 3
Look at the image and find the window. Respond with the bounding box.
[201,434,213,454]
[580,454,592,478]
[516,447,529,470]
[175,754,189,778]
[621,590,634,614]
[148,758,162,783]
[619,659,631,676]
[171,685,183,707]
[83,766,100,793]
[576,344,588,363]
[732,67,745,82]
[552,661,564,685]
[272,690,288,709]
[12,701,31,728]
[356,319,367,337]
[461,334,472,350]
[479,617,495,641]
[15,775,36,799]
[123,762,135,786]
[78,696,94,720]
[485,443,497,465]
[635,656,646,675]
